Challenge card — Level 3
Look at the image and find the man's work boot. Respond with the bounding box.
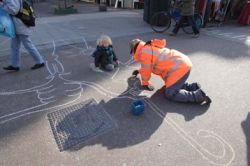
[182,82,201,91]
[200,89,212,105]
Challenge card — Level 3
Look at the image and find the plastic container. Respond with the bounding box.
[132,100,145,116]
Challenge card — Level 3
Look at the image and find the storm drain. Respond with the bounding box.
[47,98,116,151]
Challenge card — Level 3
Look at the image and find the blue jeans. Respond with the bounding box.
[11,35,44,67]
[172,15,200,35]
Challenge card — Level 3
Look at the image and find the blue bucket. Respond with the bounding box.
[132,100,145,116]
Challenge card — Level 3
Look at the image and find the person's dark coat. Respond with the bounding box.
[180,0,195,16]
[92,45,118,68]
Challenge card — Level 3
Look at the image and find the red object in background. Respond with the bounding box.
[198,0,208,18]
[238,2,250,25]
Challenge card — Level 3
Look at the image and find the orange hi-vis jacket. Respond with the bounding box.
[134,39,192,88]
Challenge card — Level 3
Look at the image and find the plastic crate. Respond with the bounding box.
[132,100,145,116]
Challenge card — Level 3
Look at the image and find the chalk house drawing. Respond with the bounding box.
[0,38,235,165]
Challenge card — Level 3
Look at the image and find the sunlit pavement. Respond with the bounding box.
[0,8,249,166]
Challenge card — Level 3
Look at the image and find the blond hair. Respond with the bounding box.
[96,35,112,46]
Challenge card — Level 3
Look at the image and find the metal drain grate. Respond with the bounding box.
[47,98,116,151]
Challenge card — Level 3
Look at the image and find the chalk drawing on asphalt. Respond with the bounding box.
[145,99,235,166]
[0,39,137,124]
[0,38,235,166]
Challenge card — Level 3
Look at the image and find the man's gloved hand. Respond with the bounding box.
[132,70,139,77]
[145,40,152,45]
[142,85,155,91]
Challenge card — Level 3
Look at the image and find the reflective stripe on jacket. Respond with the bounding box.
[134,39,192,88]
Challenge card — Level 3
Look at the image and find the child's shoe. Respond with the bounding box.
[90,63,95,69]
[90,63,103,73]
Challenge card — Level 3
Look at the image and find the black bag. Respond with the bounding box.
[16,0,36,27]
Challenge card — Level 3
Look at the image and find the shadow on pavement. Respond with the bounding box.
[149,86,210,122]
[241,112,250,166]
[62,76,209,151]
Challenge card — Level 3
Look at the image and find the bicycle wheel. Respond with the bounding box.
[150,12,171,33]
[182,14,203,34]
[194,14,203,28]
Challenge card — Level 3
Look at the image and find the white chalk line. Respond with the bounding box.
[0,69,137,124]
[203,29,250,47]
[0,39,82,123]
[2,78,138,124]
[111,67,120,80]
[0,88,84,124]
[0,78,54,95]
[37,88,56,95]
[0,37,236,166]
[145,99,235,166]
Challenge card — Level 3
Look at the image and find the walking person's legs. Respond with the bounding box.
[20,35,45,69]
[3,35,21,71]
[11,35,21,67]
[169,16,185,36]
[187,15,200,37]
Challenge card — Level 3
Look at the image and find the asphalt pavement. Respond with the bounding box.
[0,3,250,166]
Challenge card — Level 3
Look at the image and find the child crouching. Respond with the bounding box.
[90,35,119,72]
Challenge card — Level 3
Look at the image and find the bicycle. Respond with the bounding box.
[211,0,231,26]
[150,1,203,34]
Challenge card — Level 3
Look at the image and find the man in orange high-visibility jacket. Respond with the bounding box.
[130,38,211,104]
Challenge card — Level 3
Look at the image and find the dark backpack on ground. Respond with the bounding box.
[16,0,36,27]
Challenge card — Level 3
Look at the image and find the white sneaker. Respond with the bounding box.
[90,63,103,73]
[90,63,95,70]
[94,68,103,73]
